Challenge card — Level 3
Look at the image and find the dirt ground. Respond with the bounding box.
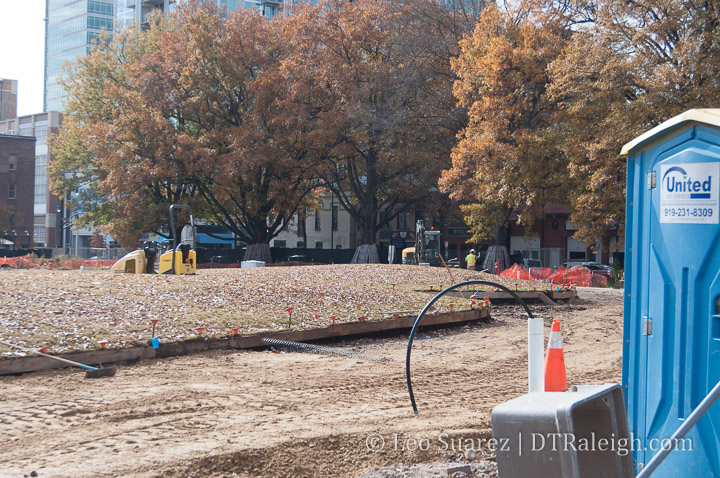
[0,287,623,478]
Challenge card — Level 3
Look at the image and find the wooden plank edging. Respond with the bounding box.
[483,289,577,301]
[0,308,489,375]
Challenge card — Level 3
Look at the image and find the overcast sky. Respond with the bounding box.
[0,0,46,116]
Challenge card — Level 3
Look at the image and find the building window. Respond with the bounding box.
[88,16,114,31]
[297,241,305,248]
[34,156,48,215]
[8,183,16,199]
[315,241,323,249]
[8,155,16,171]
[34,124,48,143]
[34,225,46,247]
[273,240,286,248]
[314,211,321,231]
[297,213,306,237]
[332,206,338,231]
[415,210,425,225]
[397,211,411,230]
[569,251,586,260]
[88,0,114,16]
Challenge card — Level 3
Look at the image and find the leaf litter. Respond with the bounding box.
[0,264,557,355]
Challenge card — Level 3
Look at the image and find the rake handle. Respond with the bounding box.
[0,340,98,371]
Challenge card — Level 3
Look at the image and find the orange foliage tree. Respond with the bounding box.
[440,2,572,244]
[281,0,474,252]
[51,2,320,260]
[548,0,720,244]
[443,0,720,246]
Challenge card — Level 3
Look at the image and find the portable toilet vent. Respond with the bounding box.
[622,109,720,476]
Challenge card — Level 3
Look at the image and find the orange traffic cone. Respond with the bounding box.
[544,319,568,391]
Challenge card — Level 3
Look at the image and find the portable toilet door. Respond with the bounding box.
[622,109,720,476]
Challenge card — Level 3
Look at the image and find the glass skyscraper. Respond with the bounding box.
[115,0,282,29]
[44,0,115,112]
[115,0,175,29]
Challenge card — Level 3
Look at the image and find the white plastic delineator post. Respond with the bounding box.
[528,317,545,392]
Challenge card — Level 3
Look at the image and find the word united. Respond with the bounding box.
[663,166,712,199]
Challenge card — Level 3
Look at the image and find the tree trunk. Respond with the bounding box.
[351,244,380,264]
[356,212,378,245]
[244,243,272,263]
[482,245,511,272]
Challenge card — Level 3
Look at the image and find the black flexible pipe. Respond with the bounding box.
[406,280,536,414]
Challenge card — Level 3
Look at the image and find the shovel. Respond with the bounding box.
[0,340,117,378]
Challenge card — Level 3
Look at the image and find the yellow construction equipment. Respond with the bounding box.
[111,244,156,274]
[112,204,197,275]
[401,220,441,266]
[401,247,416,264]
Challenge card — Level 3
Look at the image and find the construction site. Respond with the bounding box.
[0,264,621,477]
[7,109,720,477]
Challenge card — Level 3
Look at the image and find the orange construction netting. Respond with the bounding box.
[548,265,602,287]
[499,263,532,280]
[499,264,608,288]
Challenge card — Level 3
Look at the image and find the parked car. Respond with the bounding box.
[562,261,614,278]
[584,263,615,278]
[523,258,542,269]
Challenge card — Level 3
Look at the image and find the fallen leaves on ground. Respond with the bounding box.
[0,264,556,355]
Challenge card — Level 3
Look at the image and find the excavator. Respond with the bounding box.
[111,204,197,275]
[401,220,441,266]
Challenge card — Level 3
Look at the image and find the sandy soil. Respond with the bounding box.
[0,287,623,478]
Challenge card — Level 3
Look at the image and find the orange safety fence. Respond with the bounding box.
[498,264,610,288]
[548,265,598,287]
[0,255,115,270]
[528,267,553,282]
[499,263,531,280]
[498,264,555,282]
[591,273,608,288]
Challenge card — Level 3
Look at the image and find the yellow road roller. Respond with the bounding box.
[112,204,197,275]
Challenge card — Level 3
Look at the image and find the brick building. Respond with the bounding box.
[0,112,64,249]
[0,135,35,249]
[507,203,622,268]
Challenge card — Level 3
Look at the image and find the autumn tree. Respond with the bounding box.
[90,229,106,249]
[549,0,720,244]
[50,11,204,248]
[444,0,720,247]
[51,2,320,260]
[282,0,474,260]
[440,2,573,245]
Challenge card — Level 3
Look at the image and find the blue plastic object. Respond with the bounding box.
[622,109,720,476]
[151,337,159,349]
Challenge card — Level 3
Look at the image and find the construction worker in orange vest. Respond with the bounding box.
[466,249,477,271]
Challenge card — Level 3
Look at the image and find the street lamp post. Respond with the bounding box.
[62,212,81,257]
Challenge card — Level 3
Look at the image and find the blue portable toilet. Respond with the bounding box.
[622,109,720,475]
